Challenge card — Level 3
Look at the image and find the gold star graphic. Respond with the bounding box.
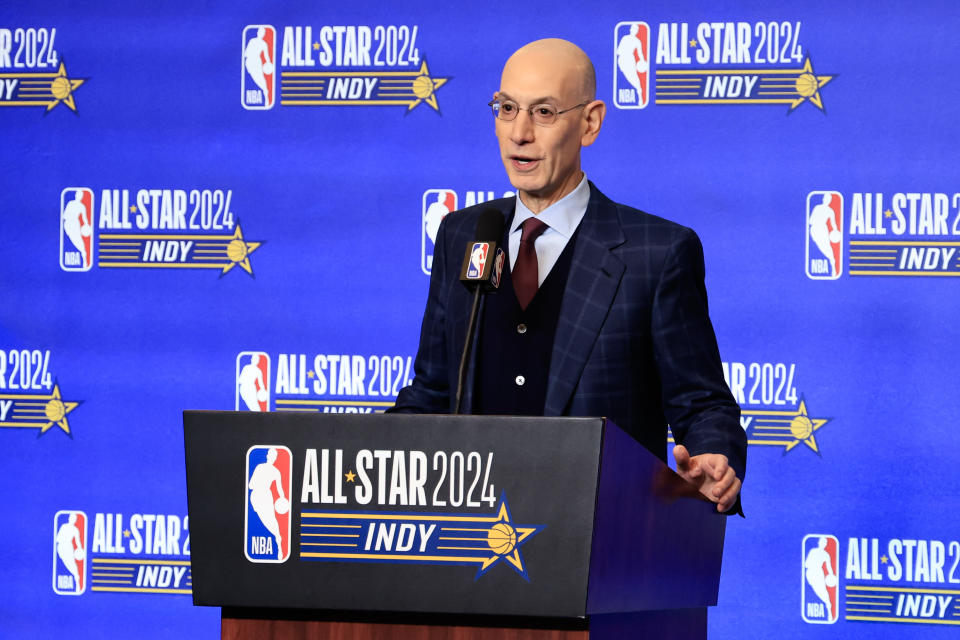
[46,61,87,113]
[313,42,320,50]
[123,529,131,538]
[307,370,315,379]
[788,56,835,113]
[221,224,262,276]
[884,209,893,218]
[407,59,449,112]
[689,39,698,48]
[784,399,829,453]
[881,555,888,564]
[344,470,357,483]
[478,501,538,573]
[40,384,80,435]
[129,205,137,214]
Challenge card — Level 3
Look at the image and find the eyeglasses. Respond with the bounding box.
[487,98,589,126]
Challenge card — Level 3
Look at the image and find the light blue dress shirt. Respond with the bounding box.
[508,174,590,286]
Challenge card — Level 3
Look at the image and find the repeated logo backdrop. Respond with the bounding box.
[2,1,958,638]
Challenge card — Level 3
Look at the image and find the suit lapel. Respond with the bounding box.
[544,184,626,415]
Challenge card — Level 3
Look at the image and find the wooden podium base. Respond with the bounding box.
[222,607,706,640]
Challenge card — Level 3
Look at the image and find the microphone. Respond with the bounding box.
[459,208,506,290]
[454,208,505,414]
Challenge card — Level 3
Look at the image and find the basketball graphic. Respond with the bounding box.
[45,399,66,423]
[795,73,819,97]
[412,75,434,99]
[487,522,517,555]
[51,76,72,100]
[790,415,814,441]
[227,239,248,263]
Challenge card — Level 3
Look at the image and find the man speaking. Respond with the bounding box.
[392,39,745,513]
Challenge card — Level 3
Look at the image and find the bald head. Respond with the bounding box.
[502,38,596,103]
[493,38,605,213]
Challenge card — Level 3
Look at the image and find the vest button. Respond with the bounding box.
[515,375,525,386]
[517,323,527,334]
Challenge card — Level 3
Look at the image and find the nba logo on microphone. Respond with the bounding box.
[614,22,651,109]
[237,351,271,411]
[245,446,292,563]
[466,243,489,279]
[242,25,276,110]
[806,191,844,280]
[422,189,457,274]
[53,510,87,595]
[60,188,94,272]
[802,534,839,624]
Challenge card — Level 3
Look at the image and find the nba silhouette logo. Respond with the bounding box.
[802,534,839,624]
[236,351,270,411]
[466,243,488,279]
[245,446,292,563]
[422,189,457,275]
[53,510,87,595]
[60,188,94,272]
[242,25,276,110]
[806,191,844,280]
[614,22,651,109]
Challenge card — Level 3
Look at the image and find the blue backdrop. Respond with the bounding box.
[3,1,959,637]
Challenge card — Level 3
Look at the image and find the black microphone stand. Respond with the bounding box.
[453,285,483,415]
[452,207,504,415]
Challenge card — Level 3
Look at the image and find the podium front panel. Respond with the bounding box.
[184,412,604,618]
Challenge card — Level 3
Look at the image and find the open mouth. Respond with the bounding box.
[510,155,539,170]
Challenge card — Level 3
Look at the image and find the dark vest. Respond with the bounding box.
[472,224,579,415]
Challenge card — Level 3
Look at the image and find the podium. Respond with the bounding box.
[184,412,726,639]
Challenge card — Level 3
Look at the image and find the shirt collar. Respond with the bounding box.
[511,174,590,238]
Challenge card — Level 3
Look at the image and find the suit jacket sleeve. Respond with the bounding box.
[390,215,453,414]
[651,227,747,483]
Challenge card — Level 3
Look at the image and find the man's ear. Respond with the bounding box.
[581,100,606,147]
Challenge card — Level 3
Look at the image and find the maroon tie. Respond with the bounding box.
[513,217,548,310]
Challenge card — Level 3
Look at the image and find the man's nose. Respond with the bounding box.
[509,109,536,144]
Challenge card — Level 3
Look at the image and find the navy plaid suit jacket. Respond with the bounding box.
[392,182,746,482]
